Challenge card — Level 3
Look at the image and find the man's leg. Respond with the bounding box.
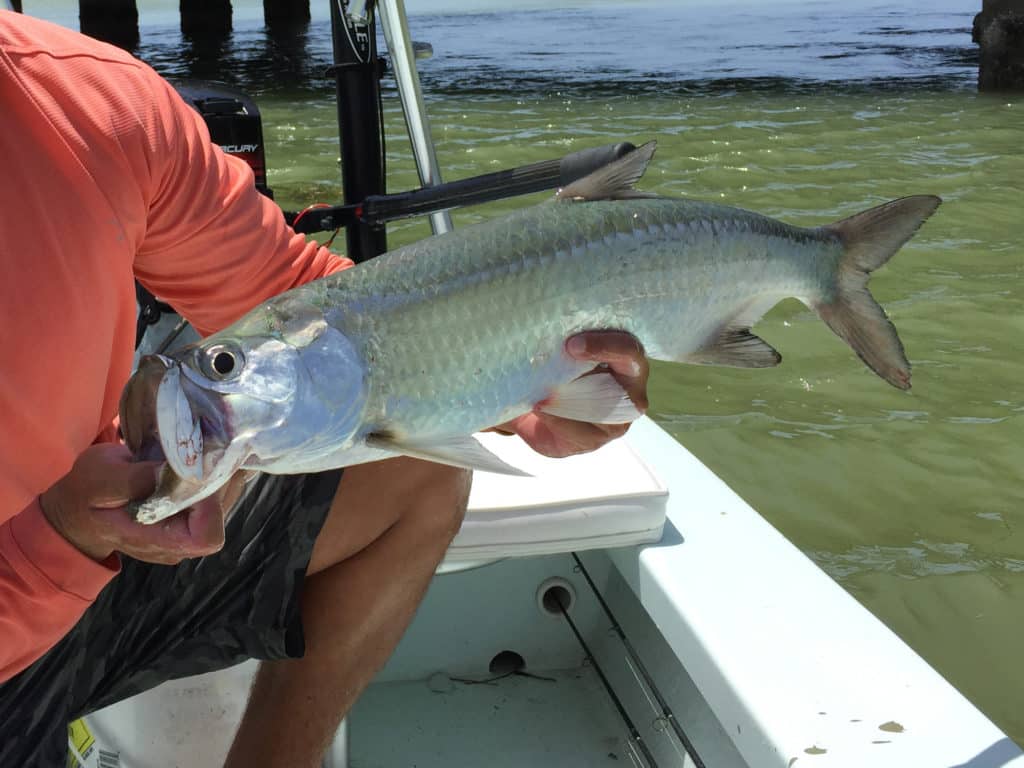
[224,458,470,768]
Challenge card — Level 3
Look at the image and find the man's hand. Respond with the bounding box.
[39,443,237,565]
[498,330,650,458]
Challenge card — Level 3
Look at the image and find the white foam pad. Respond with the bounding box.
[440,432,667,569]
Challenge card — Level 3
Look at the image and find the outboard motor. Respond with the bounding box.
[173,80,273,199]
[136,81,272,347]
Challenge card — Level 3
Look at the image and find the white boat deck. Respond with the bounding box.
[77,417,1023,768]
[351,669,631,768]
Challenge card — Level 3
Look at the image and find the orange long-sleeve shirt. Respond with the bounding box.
[0,11,352,682]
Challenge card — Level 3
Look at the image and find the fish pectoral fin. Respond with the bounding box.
[539,371,642,424]
[555,141,661,202]
[689,327,782,368]
[366,433,532,477]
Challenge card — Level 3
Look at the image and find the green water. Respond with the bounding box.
[261,88,1024,740]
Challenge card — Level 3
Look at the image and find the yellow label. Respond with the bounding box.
[67,718,96,767]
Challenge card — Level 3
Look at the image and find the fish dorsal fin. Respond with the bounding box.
[538,371,642,424]
[689,327,782,368]
[366,433,531,477]
[555,141,659,202]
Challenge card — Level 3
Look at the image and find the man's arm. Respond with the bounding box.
[0,444,243,683]
[0,47,346,681]
[0,498,119,682]
[129,67,352,336]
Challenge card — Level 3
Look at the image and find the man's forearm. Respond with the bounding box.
[0,500,118,683]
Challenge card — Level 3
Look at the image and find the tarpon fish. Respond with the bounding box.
[121,142,940,523]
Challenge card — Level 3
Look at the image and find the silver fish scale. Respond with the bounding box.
[299,198,836,439]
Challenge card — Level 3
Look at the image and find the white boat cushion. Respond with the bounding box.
[440,432,667,570]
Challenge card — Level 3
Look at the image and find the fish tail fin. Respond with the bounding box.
[814,195,941,390]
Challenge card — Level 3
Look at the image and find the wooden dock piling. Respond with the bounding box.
[974,0,1024,90]
[180,0,232,38]
[79,0,139,50]
[263,0,310,28]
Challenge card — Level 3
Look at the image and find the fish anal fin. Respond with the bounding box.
[555,141,659,202]
[538,371,642,424]
[366,433,531,477]
[689,327,782,368]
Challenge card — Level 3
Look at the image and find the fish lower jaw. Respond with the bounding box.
[131,460,220,524]
[132,496,183,525]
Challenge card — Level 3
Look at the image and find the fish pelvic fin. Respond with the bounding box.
[366,432,532,477]
[555,141,660,202]
[539,371,643,424]
[816,195,942,391]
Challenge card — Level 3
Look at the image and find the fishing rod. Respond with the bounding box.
[283,141,638,235]
[322,0,637,260]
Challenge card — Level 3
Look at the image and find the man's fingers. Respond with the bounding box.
[566,331,647,377]
[566,331,650,413]
[514,411,629,458]
[77,444,161,509]
[145,499,225,557]
[41,442,228,564]
[182,500,227,553]
[92,462,161,509]
[91,496,226,562]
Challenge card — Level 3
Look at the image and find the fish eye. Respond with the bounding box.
[213,351,235,375]
[201,344,244,380]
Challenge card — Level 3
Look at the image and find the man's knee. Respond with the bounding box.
[401,463,470,543]
[307,459,471,576]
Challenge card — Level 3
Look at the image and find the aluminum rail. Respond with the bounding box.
[378,0,453,236]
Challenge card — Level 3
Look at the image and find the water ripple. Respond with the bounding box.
[813,540,1024,580]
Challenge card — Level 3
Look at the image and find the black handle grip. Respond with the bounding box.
[286,140,645,232]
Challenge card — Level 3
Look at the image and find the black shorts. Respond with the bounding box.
[0,469,342,767]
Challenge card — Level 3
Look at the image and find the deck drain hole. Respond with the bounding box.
[489,650,526,675]
[537,577,576,616]
[447,651,555,685]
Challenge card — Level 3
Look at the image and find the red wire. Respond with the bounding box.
[291,202,332,228]
[323,228,341,250]
[292,203,341,252]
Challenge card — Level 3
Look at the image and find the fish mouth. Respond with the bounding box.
[120,354,232,482]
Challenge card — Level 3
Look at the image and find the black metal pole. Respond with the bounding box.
[329,0,388,262]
